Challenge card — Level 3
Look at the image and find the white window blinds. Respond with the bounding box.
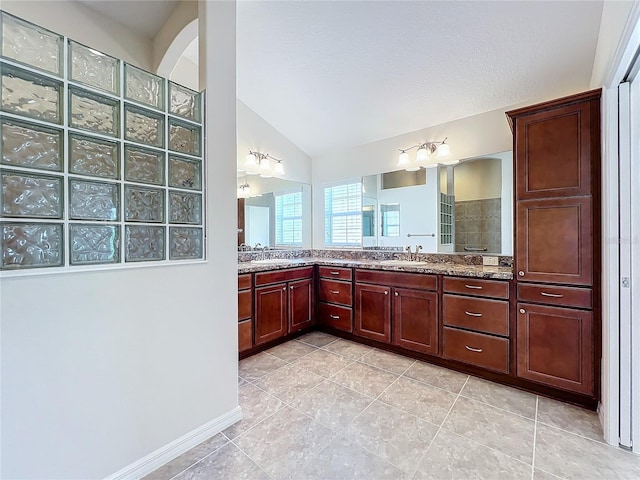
[324,183,362,246]
[275,191,303,245]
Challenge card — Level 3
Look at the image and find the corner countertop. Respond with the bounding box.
[237,257,513,280]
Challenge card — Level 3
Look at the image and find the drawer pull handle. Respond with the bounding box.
[464,284,483,290]
[540,291,564,298]
[330,290,340,294]
[464,311,483,317]
[465,345,483,353]
[330,271,340,275]
[329,314,340,319]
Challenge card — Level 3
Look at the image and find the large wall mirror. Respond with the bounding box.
[360,151,513,254]
[237,176,312,249]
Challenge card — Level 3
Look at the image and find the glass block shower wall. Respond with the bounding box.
[0,11,205,271]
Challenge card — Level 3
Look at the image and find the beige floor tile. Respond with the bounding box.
[330,361,398,398]
[238,351,288,381]
[174,443,268,480]
[290,380,372,432]
[323,338,374,360]
[343,400,438,473]
[292,348,352,378]
[253,364,324,403]
[442,396,535,464]
[416,429,531,480]
[143,434,228,480]
[238,376,248,387]
[297,331,339,347]
[223,383,283,440]
[534,469,566,480]
[360,348,416,374]
[404,360,469,394]
[535,424,640,480]
[460,376,537,419]
[234,406,336,479]
[379,376,456,425]
[537,396,603,442]
[296,435,408,479]
[266,340,317,362]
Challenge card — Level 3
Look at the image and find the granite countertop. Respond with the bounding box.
[237,257,513,280]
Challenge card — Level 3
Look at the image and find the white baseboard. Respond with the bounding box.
[105,406,243,480]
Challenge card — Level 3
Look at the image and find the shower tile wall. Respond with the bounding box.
[454,198,501,254]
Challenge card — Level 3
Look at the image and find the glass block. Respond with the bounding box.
[1,118,63,171]
[169,227,203,260]
[124,63,164,110]
[69,179,119,221]
[69,223,120,265]
[168,118,200,156]
[69,133,119,179]
[1,222,63,269]
[1,12,63,76]
[124,185,164,223]
[169,191,202,225]
[125,225,165,262]
[1,171,63,218]
[69,87,119,137]
[124,145,164,185]
[168,155,201,190]
[124,104,164,147]
[69,40,119,94]
[1,64,62,123]
[169,82,200,121]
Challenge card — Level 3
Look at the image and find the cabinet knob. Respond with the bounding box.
[384,290,389,295]
[518,271,525,276]
[289,286,294,290]
[519,308,525,314]
[394,292,399,296]
[282,287,286,291]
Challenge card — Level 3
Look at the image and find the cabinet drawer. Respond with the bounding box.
[238,319,253,353]
[238,274,252,290]
[355,269,437,291]
[318,302,352,332]
[238,289,252,321]
[319,266,352,281]
[319,278,352,306]
[443,294,509,336]
[255,267,313,286]
[518,283,592,309]
[443,277,509,299]
[443,327,509,374]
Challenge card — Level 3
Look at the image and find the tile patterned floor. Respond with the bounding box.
[145,332,640,480]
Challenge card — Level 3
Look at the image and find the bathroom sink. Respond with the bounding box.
[379,259,432,267]
[250,258,294,264]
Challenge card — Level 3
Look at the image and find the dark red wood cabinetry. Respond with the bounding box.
[238,274,253,353]
[317,266,353,332]
[507,89,600,398]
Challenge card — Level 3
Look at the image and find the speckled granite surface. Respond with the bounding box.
[237,252,513,280]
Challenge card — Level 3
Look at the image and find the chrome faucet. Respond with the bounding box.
[405,246,412,261]
[261,245,270,260]
[405,245,423,261]
[253,243,261,251]
[415,244,423,261]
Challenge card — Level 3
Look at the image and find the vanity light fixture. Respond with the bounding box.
[396,138,452,170]
[243,150,286,177]
[237,182,251,198]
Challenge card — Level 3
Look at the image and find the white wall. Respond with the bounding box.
[171,55,199,91]
[453,158,502,202]
[2,0,153,71]
[0,1,239,478]
[311,107,513,247]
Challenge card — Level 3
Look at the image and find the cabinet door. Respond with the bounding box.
[515,101,592,200]
[288,278,313,333]
[517,303,593,395]
[238,319,253,353]
[354,283,391,342]
[392,288,438,355]
[516,197,592,285]
[254,283,287,345]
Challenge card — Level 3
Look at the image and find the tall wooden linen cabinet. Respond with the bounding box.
[506,89,601,399]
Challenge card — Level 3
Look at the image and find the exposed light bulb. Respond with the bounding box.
[273,161,285,176]
[397,151,410,167]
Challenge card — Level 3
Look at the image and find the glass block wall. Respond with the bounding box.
[0,11,205,271]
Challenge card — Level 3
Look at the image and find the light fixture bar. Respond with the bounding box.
[396,137,451,169]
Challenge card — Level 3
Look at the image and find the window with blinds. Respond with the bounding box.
[324,183,362,246]
[381,203,400,237]
[275,191,303,246]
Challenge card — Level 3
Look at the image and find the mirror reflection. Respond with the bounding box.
[237,175,312,249]
[360,151,513,254]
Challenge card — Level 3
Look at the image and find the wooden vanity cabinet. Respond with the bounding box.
[254,267,314,345]
[238,274,253,353]
[354,269,438,354]
[317,266,353,332]
[507,89,600,398]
